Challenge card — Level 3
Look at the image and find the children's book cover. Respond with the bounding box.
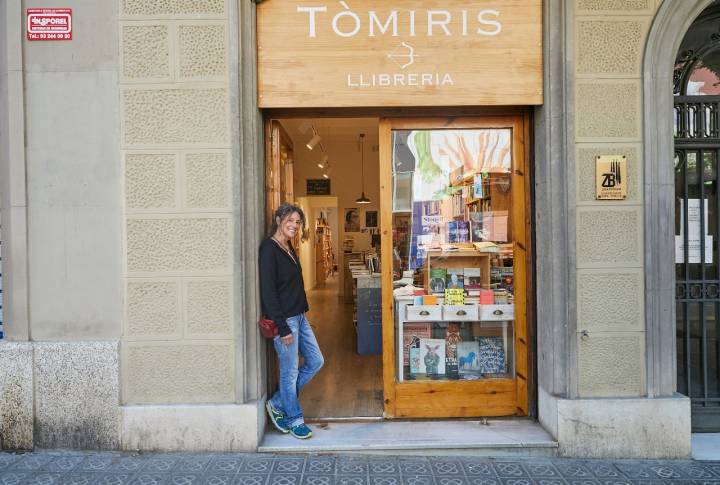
[446,269,464,289]
[429,268,447,294]
[419,338,446,375]
[403,323,432,366]
[409,347,422,375]
[458,341,481,374]
[444,288,465,305]
[464,268,482,289]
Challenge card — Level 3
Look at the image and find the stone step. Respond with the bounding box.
[259,418,558,456]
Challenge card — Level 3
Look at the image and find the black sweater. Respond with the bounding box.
[259,238,309,337]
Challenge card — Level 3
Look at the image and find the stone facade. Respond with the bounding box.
[573,0,662,398]
[119,0,235,405]
[0,0,707,457]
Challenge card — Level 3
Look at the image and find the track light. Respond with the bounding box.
[317,155,328,169]
[306,133,321,150]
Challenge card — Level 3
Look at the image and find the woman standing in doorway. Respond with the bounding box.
[259,203,324,440]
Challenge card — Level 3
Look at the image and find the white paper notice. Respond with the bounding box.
[676,199,713,264]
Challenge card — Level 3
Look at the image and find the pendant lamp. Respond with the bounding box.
[355,133,371,204]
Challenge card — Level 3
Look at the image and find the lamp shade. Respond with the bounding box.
[356,192,371,204]
[306,133,321,150]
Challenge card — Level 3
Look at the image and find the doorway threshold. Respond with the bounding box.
[259,418,558,456]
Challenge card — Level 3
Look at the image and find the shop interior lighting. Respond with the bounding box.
[317,154,328,169]
[306,127,321,150]
[355,133,371,204]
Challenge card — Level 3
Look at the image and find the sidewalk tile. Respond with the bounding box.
[167,475,201,485]
[304,458,333,475]
[24,472,63,485]
[492,463,527,478]
[271,459,304,474]
[201,474,234,485]
[300,476,332,485]
[400,476,435,485]
[369,476,401,485]
[94,473,134,485]
[61,473,96,485]
[231,475,266,485]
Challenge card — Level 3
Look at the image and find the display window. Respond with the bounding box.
[380,116,530,418]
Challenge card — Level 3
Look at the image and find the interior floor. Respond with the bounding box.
[299,274,383,418]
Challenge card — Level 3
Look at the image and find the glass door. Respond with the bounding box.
[379,116,530,418]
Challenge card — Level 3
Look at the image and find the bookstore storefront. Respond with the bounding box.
[257,0,540,420]
[0,0,700,458]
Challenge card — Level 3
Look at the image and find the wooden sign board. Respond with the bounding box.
[307,178,331,195]
[257,1,542,108]
[595,155,627,200]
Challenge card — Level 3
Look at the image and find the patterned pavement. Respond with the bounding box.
[0,451,719,485]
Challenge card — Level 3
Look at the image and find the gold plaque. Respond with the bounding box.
[595,155,627,200]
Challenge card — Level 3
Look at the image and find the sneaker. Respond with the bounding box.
[289,423,313,440]
[265,400,290,434]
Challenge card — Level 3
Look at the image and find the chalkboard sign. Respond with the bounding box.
[307,178,331,195]
[357,287,382,355]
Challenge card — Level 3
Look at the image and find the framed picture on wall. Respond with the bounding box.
[366,210,378,228]
[344,208,360,232]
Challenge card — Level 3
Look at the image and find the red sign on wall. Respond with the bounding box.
[26,8,72,41]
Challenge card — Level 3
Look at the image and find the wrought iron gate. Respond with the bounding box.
[674,95,720,431]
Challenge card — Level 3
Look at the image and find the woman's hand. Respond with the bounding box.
[280,334,293,345]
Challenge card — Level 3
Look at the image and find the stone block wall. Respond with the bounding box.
[119,0,234,405]
[573,0,662,397]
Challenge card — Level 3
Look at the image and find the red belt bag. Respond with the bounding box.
[258,315,279,339]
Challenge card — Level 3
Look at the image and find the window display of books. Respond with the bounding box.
[389,128,519,385]
[402,319,514,381]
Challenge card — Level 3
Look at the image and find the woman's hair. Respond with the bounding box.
[269,202,308,241]
[345,209,358,223]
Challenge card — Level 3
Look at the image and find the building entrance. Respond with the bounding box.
[265,117,384,419]
[264,113,532,421]
[674,3,720,432]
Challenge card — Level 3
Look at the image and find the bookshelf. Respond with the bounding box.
[422,249,492,292]
[315,224,333,285]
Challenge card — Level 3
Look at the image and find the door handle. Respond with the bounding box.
[456,310,467,316]
[419,310,430,316]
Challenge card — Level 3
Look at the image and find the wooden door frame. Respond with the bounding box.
[260,110,535,419]
[379,114,533,418]
[264,119,294,226]
[263,118,295,397]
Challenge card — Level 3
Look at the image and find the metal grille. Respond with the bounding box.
[675,95,720,431]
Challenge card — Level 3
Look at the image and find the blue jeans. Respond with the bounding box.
[269,313,324,428]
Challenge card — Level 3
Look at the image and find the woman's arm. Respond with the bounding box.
[259,243,292,337]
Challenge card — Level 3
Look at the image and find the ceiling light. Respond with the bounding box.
[356,192,371,204]
[355,133,371,204]
[306,133,321,150]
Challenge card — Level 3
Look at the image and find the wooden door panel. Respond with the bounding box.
[380,115,532,419]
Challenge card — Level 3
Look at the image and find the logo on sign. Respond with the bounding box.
[387,42,417,70]
[595,155,627,200]
[27,8,73,41]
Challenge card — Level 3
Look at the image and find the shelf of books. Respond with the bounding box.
[315,221,333,285]
[396,247,515,383]
[381,116,529,418]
